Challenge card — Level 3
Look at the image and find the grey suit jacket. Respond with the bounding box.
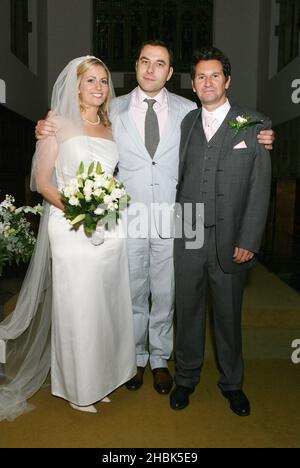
[177,104,272,273]
[110,88,197,238]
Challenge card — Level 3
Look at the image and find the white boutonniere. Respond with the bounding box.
[228,115,264,135]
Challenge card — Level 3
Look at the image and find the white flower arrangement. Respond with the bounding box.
[228,115,264,135]
[0,195,43,275]
[61,161,130,241]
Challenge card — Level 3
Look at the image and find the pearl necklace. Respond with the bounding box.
[82,115,100,126]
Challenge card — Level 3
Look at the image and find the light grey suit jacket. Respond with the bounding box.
[110,88,197,238]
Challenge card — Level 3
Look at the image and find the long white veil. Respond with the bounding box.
[0,56,114,421]
[0,202,52,421]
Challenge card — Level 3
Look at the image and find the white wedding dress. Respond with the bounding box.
[48,136,136,405]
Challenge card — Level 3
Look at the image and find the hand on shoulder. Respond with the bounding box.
[35,110,57,140]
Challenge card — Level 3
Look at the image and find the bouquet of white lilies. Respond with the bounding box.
[61,161,130,243]
[0,194,43,275]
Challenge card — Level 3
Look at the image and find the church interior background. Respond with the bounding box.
[0,0,299,293]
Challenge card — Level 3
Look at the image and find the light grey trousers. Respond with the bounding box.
[126,237,174,369]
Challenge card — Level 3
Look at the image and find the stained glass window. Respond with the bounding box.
[93,0,213,71]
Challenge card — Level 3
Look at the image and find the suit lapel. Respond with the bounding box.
[178,105,242,181]
[178,108,202,180]
[154,92,182,160]
[118,91,150,160]
[215,105,242,160]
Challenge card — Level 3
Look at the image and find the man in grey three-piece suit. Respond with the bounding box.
[170,47,272,416]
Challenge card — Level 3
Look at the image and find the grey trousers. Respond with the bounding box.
[174,227,247,391]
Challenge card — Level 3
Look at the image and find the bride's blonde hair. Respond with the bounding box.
[77,58,114,127]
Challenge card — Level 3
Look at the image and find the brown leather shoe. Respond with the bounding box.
[152,367,173,395]
[125,366,145,391]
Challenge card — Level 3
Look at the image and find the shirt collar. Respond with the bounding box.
[202,98,231,123]
[136,86,167,107]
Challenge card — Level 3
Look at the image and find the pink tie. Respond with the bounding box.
[204,114,216,141]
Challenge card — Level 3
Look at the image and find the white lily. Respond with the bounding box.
[236,116,248,124]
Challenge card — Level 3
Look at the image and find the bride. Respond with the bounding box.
[0,56,136,419]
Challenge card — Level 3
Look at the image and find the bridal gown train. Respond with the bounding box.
[48,136,136,405]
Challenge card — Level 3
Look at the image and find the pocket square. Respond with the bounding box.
[233,141,248,149]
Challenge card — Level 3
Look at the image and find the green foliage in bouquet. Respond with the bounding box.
[0,195,43,276]
[61,161,131,235]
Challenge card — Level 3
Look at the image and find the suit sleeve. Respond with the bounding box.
[177,116,191,183]
[235,119,272,253]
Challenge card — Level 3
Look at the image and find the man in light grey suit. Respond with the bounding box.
[110,41,197,394]
[170,47,271,415]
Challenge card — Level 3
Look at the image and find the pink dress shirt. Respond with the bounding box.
[129,87,169,142]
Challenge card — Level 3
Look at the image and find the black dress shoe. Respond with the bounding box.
[126,367,145,391]
[222,390,250,416]
[170,385,194,410]
[152,368,173,395]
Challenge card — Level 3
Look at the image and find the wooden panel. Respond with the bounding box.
[291,179,300,289]
[274,179,296,257]
[259,115,300,292]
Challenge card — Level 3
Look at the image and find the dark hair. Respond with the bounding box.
[136,40,174,67]
[191,47,231,81]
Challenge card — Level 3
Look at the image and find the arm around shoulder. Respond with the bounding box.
[32,135,64,210]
